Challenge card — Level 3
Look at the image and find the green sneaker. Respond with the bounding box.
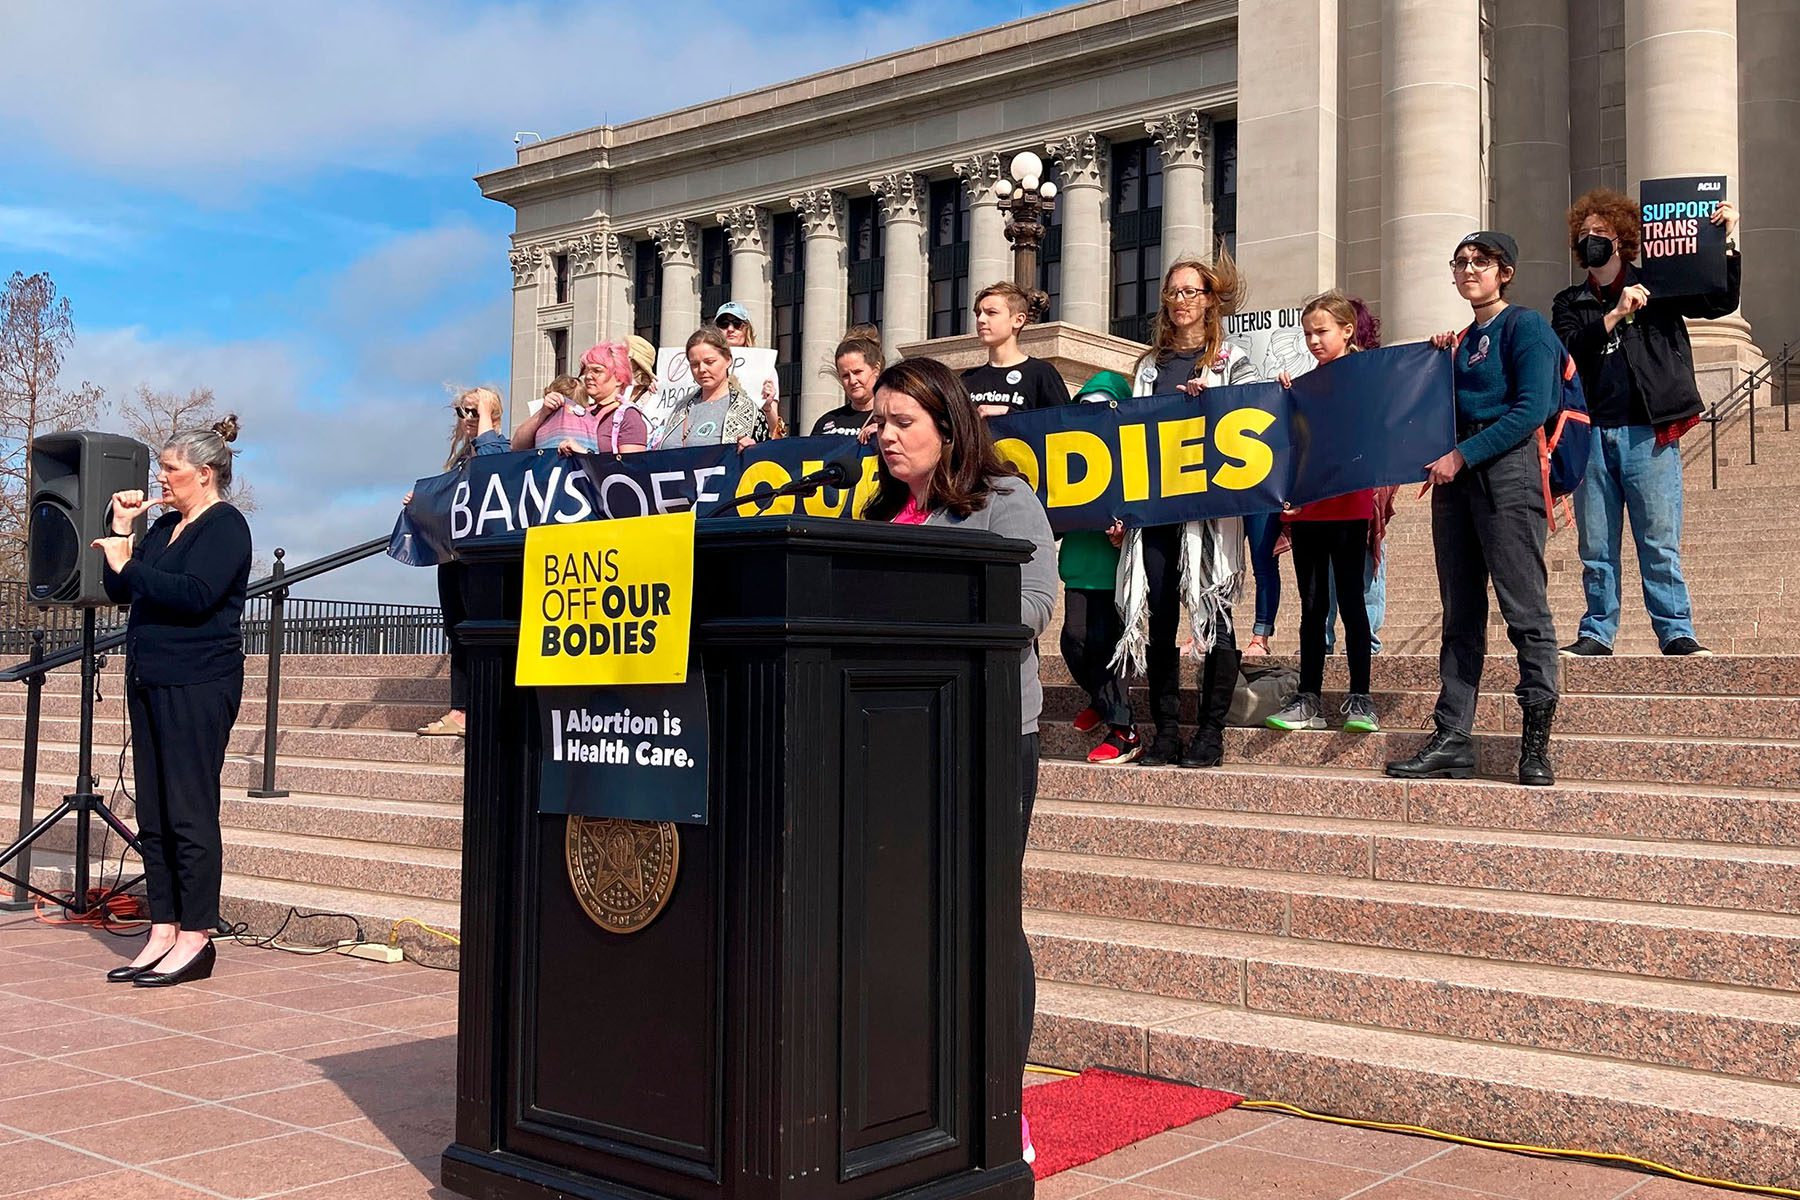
[1342,693,1381,733]
[1265,692,1325,731]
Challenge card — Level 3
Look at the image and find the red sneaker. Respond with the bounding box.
[1071,706,1103,734]
[1087,727,1142,765]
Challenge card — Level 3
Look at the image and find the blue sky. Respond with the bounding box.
[1,0,1060,602]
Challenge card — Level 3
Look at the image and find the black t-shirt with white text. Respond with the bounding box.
[960,357,1069,414]
[811,405,872,437]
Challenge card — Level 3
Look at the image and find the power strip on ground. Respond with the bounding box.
[343,943,406,963]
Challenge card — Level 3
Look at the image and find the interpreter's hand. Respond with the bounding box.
[402,490,414,506]
[90,535,132,573]
[1177,377,1205,397]
[1613,284,1649,321]
[109,489,151,534]
[1276,371,1293,389]
[556,439,583,457]
[978,403,1012,419]
[1104,519,1125,549]
[1426,448,1466,486]
[1430,331,1457,350]
[1712,201,1739,240]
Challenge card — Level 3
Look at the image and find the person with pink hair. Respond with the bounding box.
[511,342,648,455]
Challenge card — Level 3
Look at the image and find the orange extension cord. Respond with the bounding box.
[32,886,150,932]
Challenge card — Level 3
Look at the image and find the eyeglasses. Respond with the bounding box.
[1449,256,1499,274]
[454,407,477,418]
[1163,286,1211,302]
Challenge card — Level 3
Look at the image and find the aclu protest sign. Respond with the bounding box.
[1224,307,1317,382]
[649,346,778,438]
[515,511,696,687]
[1638,176,1729,299]
[536,675,709,823]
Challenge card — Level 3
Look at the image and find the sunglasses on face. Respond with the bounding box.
[454,407,477,418]
[716,317,745,330]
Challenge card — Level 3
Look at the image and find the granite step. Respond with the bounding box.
[1024,910,1800,1084]
[0,715,466,766]
[29,673,453,703]
[3,741,462,803]
[1035,759,1800,848]
[1031,981,1800,1189]
[1028,798,1800,914]
[0,692,446,732]
[1022,848,1800,989]
[23,654,452,680]
[219,828,464,903]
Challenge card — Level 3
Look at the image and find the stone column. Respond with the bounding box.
[1380,0,1482,345]
[870,172,928,350]
[1045,133,1108,331]
[596,231,631,341]
[507,245,543,432]
[1147,110,1212,264]
[649,219,701,343]
[561,231,605,354]
[956,153,1009,297]
[1738,0,1799,345]
[718,205,773,336]
[1236,3,1339,305]
[1492,0,1571,313]
[790,189,847,431]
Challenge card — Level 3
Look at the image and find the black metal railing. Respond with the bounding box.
[1,536,434,902]
[1705,339,1794,489]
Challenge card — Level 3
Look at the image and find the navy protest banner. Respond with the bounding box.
[389,341,1453,559]
[1638,175,1729,299]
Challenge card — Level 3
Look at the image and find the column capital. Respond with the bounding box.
[869,171,928,223]
[788,189,846,239]
[716,205,771,253]
[553,229,623,277]
[955,152,1006,204]
[648,219,700,267]
[1045,132,1109,187]
[508,244,542,288]
[1146,109,1211,168]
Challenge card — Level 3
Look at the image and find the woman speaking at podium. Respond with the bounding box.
[92,417,253,987]
[863,358,1056,1159]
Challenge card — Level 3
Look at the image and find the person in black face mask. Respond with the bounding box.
[1550,188,1740,659]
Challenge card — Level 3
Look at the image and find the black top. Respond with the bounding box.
[960,358,1068,414]
[1151,349,1204,393]
[103,503,252,686]
[811,405,872,438]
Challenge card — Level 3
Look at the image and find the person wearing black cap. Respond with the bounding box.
[1387,231,1562,787]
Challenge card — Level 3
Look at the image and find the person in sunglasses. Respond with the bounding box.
[713,301,786,438]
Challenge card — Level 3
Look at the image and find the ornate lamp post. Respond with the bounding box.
[996,150,1059,322]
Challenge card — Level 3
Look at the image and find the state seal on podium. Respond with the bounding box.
[565,817,680,933]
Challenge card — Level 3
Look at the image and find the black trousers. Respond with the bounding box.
[1018,731,1039,1070]
[1431,437,1559,732]
[1291,519,1373,696]
[127,670,243,931]
[1059,588,1131,729]
[438,562,470,711]
[1143,525,1235,736]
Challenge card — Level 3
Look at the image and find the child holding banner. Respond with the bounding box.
[1266,292,1380,735]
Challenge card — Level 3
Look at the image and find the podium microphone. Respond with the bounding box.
[703,462,854,518]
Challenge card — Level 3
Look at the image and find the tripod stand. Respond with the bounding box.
[0,608,145,914]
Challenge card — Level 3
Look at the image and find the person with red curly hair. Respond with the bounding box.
[1550,187,1741,658]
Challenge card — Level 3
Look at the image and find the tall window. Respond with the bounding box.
[1038,162,1063,321]
[547,327,569,379]
[846,196,884,328]
[1109,139,1164,344]
[633,239,662,348]
[700,227,733,320]
[771,213,804,405]
[552,253,571,305]
[928,179,970,338]
[1212,121,1238,256]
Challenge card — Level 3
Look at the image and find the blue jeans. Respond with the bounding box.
[1324,549,1386,656]
[1573,424,1695,648]
[1243,511,1282,637]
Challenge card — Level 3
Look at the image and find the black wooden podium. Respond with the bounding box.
[443,518,1036,1200]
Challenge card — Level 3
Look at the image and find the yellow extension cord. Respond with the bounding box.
[1022,1067,1800,1198]
[387,916,462,946]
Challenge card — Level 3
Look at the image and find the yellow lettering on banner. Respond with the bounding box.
[734,461,795,516]
[993,438,1040,490]
[1212,409,1277,490]
[1118,424,1150,502]
[1158,416,1208,497]
[1044,430,1112,509]
[516,511,696,687]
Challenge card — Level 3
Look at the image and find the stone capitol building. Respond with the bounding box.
[479,0,1796,433]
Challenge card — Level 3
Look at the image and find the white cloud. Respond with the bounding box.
[0,206,135,260]
[1,0,1002,188]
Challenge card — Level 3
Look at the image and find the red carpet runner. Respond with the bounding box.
[1022,1069,1242,1179]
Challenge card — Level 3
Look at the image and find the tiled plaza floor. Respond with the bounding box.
[0,912,1731,1198]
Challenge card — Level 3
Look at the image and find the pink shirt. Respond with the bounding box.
[891,497,931,526]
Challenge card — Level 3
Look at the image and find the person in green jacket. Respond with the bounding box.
[1059,370,1139,764]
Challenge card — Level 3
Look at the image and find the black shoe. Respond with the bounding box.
[1518,699,1556,787]
[1385,724,1476,779]
[1559,636,1612,657]
[1138,732,1183,767]
[1180,645,1241,768]
[106,961,160,983]
[1662,636,1713,657]
[133,939,216,988]
[1180,727,1222,768]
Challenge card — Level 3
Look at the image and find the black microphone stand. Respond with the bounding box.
[701,464,855,519]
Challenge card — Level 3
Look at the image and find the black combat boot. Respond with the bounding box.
[1385,721,1476,779]
[1518,699,1556,787]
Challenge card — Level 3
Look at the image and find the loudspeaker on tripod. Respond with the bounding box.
[28,431,150,607]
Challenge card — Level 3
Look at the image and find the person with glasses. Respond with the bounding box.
[713,301,786,438]
[1117,251,1258,770]
[1387,232,1562,787]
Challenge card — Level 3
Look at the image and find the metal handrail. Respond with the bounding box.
[1705,339,1793,489]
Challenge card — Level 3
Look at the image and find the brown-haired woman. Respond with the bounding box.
[811,335,883,437]
[863,356,1054,1163]
[654,326,773,449]
[1119,250,1258,769]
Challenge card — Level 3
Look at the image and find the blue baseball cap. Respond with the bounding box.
[714,301,751,324]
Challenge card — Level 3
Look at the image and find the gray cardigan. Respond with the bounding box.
[923,475,1057,734]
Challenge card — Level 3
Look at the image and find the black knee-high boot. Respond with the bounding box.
[1182,646,1241,768]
